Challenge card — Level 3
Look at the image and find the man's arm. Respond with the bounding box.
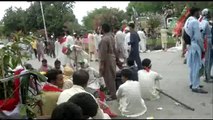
[128,33,136,46]
[193,21,204,52]
[116,86,123,99]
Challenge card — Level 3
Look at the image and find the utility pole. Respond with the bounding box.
[40,1,48,41]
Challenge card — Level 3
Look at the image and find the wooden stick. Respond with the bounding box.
[156,88,195,111]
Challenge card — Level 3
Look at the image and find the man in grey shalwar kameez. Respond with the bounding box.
[184,7,208,93]
[98,23,118,100]
[199,8,213,82]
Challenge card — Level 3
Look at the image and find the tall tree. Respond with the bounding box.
[25,2,79,37]
[2,7,27,36]
[2,2,80,37]
[82,6,127,31]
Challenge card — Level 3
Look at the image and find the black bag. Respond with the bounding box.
[183,29,191,45]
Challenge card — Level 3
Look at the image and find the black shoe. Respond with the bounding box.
[189,85,203,89]
[192,88,208,94]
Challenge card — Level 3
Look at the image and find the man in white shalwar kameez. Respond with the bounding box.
[138,29,147,52]
[115,27,128,63]
[94,30,102,61]
[55,32,74,66]
[116,69,147,117]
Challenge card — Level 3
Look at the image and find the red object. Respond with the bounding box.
[202,37,207,59]
[0,69,24,111]
[58,37,67,44]
[103,107,117,117]
[97,89,106,102]
[144,67,150,72]
[173,7,190,37]
[62,46,68,54]
[42,84,62,92]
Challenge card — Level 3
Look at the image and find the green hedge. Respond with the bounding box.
[146,37,177,46]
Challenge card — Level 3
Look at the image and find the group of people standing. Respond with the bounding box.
[183,7,213,94]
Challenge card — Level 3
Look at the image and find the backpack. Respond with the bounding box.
[182,29,191,45]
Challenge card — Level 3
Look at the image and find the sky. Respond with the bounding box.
[0,1,129,25]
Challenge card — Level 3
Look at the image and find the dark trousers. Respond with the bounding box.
[128,52,142,70]
[49,49,56,58]
[33,49,37,58]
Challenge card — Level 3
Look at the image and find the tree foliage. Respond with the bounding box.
[2,2,80,37]
[126,1,213,18]
[82,6,127,31]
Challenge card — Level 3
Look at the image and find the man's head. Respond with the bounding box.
[79,59,89,69]
[124,27,130,34]
[121,69,133,82]
[101,23,111,34]
[142,58,152,69]
[46,69,64,88]
[73,70,89,88]
[201,8,211,19]
[127,58,135,67]
[190,7,201,19]
[128,21,135,31]
[24,63,34,70]
[114,26,120,34]
[68,92,98,119]
[54,59,61,70]
[42,59,48,67]
[51,102,83,119]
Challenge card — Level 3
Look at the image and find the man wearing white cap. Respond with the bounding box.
[199,8,213,82]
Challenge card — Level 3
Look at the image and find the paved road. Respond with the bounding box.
[27,49,213,119]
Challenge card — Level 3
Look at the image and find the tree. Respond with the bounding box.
[25,2,79,37]
[2,7,27,36]
[82,6,127,31]
[126,2,168,16]
[126,2,213,18]
[2,2,80,38]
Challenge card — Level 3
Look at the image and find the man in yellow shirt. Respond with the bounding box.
[31,38,37,58]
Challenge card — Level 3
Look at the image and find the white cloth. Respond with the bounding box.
[94,34,102,50]
[211,64,213,77]
[115,30,128,59]
[138,70,163,100]
[138,30,147,52]
[116,81,147,117]
[57,85,110,119]
[1,104,24,119]
[55,36,73,66]
[82,67,105,90]
[124,32,131,52]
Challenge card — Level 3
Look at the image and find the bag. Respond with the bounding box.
[183,29,191,45]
